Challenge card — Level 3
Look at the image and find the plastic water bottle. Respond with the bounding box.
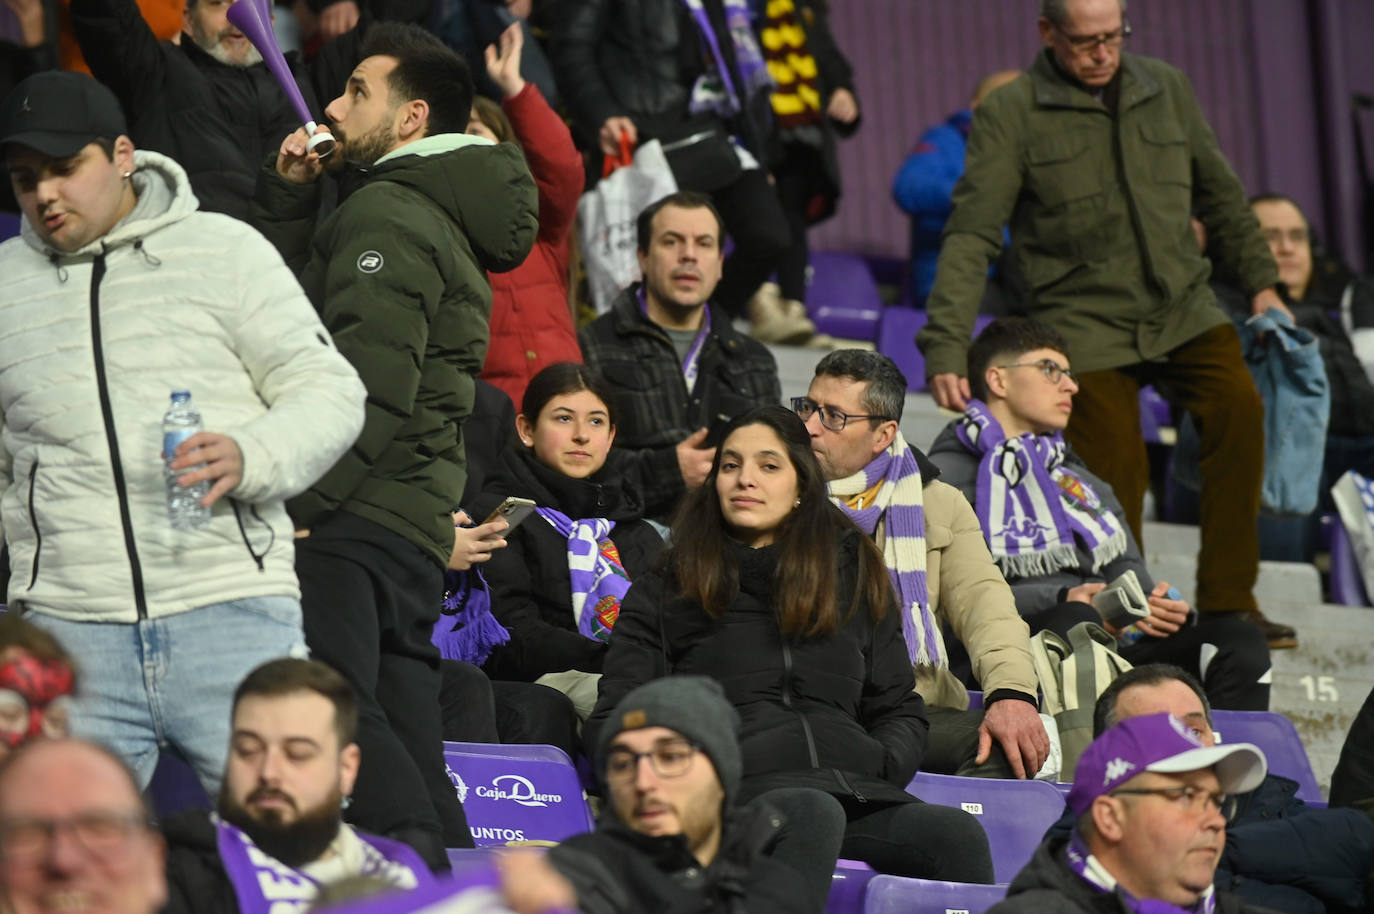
[163,390,212,530]
[1118,586,1183,646]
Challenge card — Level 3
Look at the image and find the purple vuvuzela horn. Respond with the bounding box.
[225,0,335,158]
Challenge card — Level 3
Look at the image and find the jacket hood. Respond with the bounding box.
[21,149,199,258]
[372,136,538,274]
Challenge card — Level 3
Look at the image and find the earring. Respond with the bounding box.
[341,795,353,810]
[122,171,133,179]
[793,498,801,508]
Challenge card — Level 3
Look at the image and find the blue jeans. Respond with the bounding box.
[28,597,307,796]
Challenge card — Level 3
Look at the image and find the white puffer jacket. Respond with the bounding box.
[0,151,366,622]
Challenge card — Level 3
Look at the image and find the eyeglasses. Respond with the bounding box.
[791,396,893,432]
[1109,785,1237,822]
[996,358,1078,385]
[0,812,153,864]
[1055,20,1132,53]
[605,740,701,782]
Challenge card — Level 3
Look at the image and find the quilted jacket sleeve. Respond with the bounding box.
[219,222,367,504]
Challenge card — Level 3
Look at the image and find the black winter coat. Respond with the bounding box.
[71,0,318,220]
[548,803,808,914]
[472,446,664,682]
[988,835,1272,914]
[587,524,928,806]
[161,810,247,914]
[552,0,772,162]
[579,287,782,519]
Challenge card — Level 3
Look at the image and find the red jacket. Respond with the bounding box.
[480,84,585,408]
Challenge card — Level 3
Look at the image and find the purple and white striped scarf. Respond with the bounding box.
[679,0,774,119]
[216,818,431,914]
[537,508,631,643]
[828,432,942,669]
[1066,830,1216,914]
[955,401,1126,578]
[638,285,712,393]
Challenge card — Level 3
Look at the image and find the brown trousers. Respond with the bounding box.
[1065,323,1262,612]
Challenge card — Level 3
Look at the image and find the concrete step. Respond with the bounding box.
[1264,600,1374,796]
[1142,521,1201,557]
[1145,554,1324,609]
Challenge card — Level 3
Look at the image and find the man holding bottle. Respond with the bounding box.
[0,72,366,801]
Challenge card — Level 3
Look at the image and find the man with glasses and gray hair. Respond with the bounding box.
[928,318,1271,712]
[990,711,1270,913]
[795,349,1050,782]
[0,738,167,914]
[548,676,810,914]
[1037,664,1374,914]
[917,0,1294,650]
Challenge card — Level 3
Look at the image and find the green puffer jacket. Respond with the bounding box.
[920,51,1278,377]
[253,135,538,566]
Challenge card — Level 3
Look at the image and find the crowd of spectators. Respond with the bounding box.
[1,0,1374,912]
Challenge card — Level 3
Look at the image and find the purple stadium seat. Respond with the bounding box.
[442,742,595,847]
[1139,385,1172,444]
[906,771,1065,884]
[1210,711,1323,803]
[876,308,928,392]
[966,690,984,710]
[1328,516,1371,606]
[147,751,211,820]
[828,858,880,914]
[808,251,884,341]
[446,846,499,870]
[863,875,1007,914]
[0,213,19,243]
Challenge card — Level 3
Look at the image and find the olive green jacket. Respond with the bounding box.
[253,134,538,566]
[919,51,1278,377]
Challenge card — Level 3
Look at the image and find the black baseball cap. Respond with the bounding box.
[0,71,128,159]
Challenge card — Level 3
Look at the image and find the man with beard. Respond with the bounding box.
[161,659,434,914]
[547,676,810,914]
[68,0,320,218]
[252,22,538,871]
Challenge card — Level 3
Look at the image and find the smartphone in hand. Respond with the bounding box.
[482,496,537,533]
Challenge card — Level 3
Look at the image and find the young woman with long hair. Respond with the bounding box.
[588,405,994,899]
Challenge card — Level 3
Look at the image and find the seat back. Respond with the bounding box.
[1209,711,1323,803]
[906,771,1065,884]
[809,251,885,341]
[828,858,880,914]
[1328,516,1371,606]
[442,742,595,846]
[877,308,929,392]
[146,751,211,820]
[863,875,1007,914]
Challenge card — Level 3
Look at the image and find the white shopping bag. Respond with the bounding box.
[577,139,678,315]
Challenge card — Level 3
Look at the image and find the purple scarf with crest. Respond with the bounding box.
[215,817,432,914]
[954,401,1126,578]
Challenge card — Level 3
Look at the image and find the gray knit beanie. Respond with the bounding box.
[597,676,743,804]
